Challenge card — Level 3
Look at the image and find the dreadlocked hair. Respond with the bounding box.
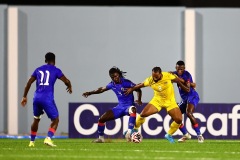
[109,66,126,78]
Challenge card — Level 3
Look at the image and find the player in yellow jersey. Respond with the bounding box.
[125,66,189,143]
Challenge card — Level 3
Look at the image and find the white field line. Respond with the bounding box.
[0,154,230,160]
[213,140,240,143]
[2,147,240,155]
[2,148,73,151]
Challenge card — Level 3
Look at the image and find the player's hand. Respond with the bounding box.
[67,86,72,94]
[168,71,174,74]
[82,92,91,98]
[124,88,134,95]
[135,100,142,106]
[169,72,180,79]
[21,97,27,107]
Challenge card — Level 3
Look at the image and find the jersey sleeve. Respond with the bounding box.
[167,72,177,80]
[125,79,136,88]
[186,72,193,83]
[143,76,151,87]
[31,69,38,78]
[56,68,64,79]
[129,81,136,87]
[106,82,112,90]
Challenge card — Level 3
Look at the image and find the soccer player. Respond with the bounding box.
[82,67,142,143]
[173,60,204,143]
[21,52,72,147]
[125,66,189,143]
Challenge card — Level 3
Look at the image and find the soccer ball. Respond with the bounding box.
[131,131,143,143]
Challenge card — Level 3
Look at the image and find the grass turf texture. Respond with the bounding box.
[0,138,240,160]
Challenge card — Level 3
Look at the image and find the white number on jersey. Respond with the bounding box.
[39,70,50,86]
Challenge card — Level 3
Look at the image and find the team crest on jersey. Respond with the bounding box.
[158,86,162,91]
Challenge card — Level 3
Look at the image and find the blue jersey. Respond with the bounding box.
[106,78,136,106]
[32,64,64,100]
[174,70,199,101]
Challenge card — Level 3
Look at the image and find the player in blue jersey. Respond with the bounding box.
[173,60,204,143]
[21,52,72,147]
[82,67,142,143]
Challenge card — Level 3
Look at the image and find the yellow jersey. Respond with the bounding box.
[143,72,176,101]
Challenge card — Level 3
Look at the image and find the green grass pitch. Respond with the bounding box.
[0,138,240,160]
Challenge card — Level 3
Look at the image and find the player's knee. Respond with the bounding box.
[33,118,40,123]
[175,117,182,124]
[34,115,42,120]
[139,113,148,118]
[129,106,136,114]
[173,114,182,124]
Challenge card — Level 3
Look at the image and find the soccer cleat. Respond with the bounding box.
[132,129,139,133]
[178,133,192,142]
[44,137,57,147]
[124,131,131,142]
[28,141,34,147]
[92,138,105,143]
[197,135,204,143]
[165,134,175,143]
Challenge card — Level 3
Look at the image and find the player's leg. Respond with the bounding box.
[124,106,137,141]
[43,117,59,147]
[178,101,191,142]
[29,117,40,147]
[43,100,59,147]
[186,101,204,143]
[134,103,158,130]
[29,101,44,147]
[178,124,192,142]
[92,109,115,143]
[165,105,182,143]
[47,117,59,138]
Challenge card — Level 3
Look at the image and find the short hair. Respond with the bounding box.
[152,67,162,73]
[176,60,185,66]
[45,52,55,63]
[109,66,126,78]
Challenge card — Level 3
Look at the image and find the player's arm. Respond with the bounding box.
[180,78,196,88]
[179,79,196,89]
[60,75,72,94]
[125,83,145,95]
[173,73,196,89]
[21,76,36,107]
[134,88,142,106]
[172,77,190,92]
[82,87,109,98]
[191,82,196,88]
[182,79,196,89]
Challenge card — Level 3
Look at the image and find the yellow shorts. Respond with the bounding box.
[149,96,178,112]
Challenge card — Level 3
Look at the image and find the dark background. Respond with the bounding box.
[69,103,240,139]
[1,0,240,7]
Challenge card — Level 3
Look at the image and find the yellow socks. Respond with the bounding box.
[168,121,181,135]
[134,115,146,129]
